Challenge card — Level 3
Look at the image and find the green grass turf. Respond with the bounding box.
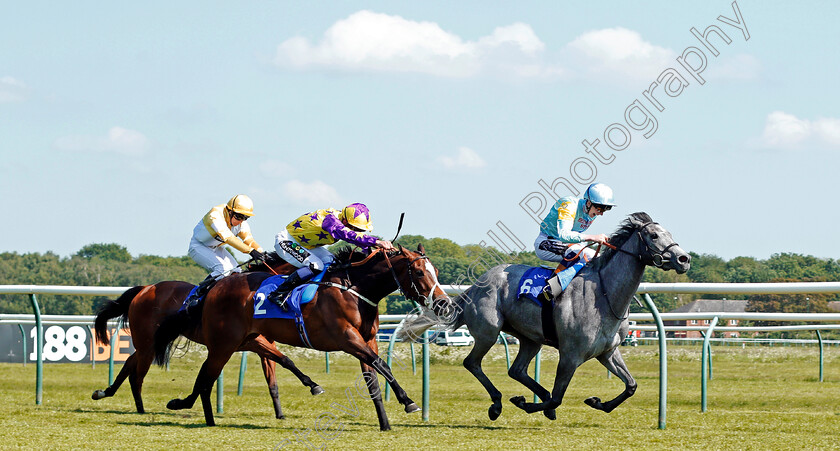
[1,343,839,450]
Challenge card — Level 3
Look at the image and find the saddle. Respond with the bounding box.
[251,267,329,348]
[517,261,587,348]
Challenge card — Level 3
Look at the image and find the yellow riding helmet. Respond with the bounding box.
[341,203,373,232]
[226,194,255,217]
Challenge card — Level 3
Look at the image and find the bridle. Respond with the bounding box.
[601,221,680,268]
[597,221,680,320]
[321,246,445,310]
[382,248,443,308]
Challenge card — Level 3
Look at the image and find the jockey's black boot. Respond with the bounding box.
[186,275,216,310]
[538,274,563,303]
[537,285,553,303]
[266,271,307,312]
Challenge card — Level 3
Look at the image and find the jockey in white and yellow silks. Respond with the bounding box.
[535,183,615,301]
[268,203,394,309]
[186,194,266,305]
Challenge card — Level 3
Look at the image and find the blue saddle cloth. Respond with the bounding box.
[517,261,586,306]
[518,267,555,305]
[252,269,326,319]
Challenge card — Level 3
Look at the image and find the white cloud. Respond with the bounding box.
[565,27,675,81]
[282,180,343,205]
[812,118,840,147]
[54,126,151,156]
[0,76,27,103]
[437,146,487,170]
[760,111,840,150]
[274,11,556,78]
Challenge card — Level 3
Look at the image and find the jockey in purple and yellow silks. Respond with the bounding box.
[186,194,266,306]
[535,183,615,302]
[268,203,395,309]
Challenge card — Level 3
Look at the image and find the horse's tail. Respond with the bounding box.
[397,291,468,342]
[153,306,199,367]
[94,286,145,345]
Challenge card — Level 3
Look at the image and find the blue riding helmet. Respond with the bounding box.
[583,183,616,206]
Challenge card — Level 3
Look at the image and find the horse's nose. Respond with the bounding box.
[678,254,690,264]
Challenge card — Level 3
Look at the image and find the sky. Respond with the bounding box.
[2,1,839,262]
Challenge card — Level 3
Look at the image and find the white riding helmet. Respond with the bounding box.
[583,183,616,207]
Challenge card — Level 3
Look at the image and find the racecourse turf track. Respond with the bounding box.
[2,343,839,450]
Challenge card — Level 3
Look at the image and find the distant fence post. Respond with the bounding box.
[108,329,116,385]
[701,316,719,413]
[410,342,416,375]
[816,330,824,382]
[18,324,27,367]
[422,329,430,422]
[28,294,43,405]
[642,294,668,430]
[238,351,247,396]
[500,332,511,370]
[86,325,94,369]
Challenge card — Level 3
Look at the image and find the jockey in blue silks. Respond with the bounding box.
[535,183,615,302]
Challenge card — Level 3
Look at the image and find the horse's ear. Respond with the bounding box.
[417,243,426,255]
[397,243,404,254]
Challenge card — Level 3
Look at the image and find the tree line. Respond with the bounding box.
[1,239,838,316]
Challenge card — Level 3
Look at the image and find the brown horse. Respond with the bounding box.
[91,259,324,418]
[153,245,449,430]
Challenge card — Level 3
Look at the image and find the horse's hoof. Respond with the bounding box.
[404,402,421,413]
[510,396,526,409]
[584,397,601,409]
[543,409,557,420]
[310,386,325,396]
[488,404,502,421]
[276,415,286,420]
[91,390,107,400]
[167,399,184,410]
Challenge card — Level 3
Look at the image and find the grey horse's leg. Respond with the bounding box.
[463,336,505,420]
[511,356,578,414]
[506,339,556,420]
[584,348,637,413]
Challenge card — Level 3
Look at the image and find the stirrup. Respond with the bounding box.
[544,276,563,300]
[267,290,290,311]
[537,285,553,303]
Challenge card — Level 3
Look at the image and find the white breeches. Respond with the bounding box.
[274,229,334,271]
[533,233,596,263]
[188,239,242,279]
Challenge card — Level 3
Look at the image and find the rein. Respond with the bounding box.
[314,281,377,307]
[381,249,440,308]
[596,221,680,320]
[599,222,680,268]
[321,247,438,310]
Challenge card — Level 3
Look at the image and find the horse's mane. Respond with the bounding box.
[330,246,374,267]
[589,212,652,271]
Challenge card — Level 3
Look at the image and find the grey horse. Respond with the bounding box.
[399,212,690,420]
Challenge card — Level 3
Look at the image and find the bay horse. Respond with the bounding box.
[153,244,449,430]
[91,258,323,418]
[399,212,690,420]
